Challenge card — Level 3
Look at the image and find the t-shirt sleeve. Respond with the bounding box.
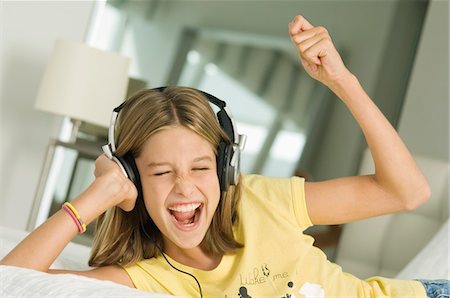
[123,264,148,291]
[241,175,313,231]
[290,176,313,230]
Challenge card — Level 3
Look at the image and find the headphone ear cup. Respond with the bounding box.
[217,141,233,192]
[116,154,143,197]
[228,149,239,186]
[115,155,136,184]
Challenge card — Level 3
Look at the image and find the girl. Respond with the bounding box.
[2,15,448,297]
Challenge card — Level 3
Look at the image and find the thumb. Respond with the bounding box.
[301,58,318,73]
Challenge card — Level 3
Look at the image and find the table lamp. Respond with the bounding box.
[35,39,130,141]
[28,39,130,232]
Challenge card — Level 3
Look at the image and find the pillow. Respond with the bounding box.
[0,265,173,298]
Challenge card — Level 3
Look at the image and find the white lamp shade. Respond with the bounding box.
[35,39,130,127]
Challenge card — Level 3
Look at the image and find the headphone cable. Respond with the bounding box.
[140,223,203,298]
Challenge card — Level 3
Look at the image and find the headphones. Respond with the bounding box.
[102,87,246,193]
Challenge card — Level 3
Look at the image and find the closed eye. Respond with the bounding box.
[193,167,210,171]
[154,171,171,176]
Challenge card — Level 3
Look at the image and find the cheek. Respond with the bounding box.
[199,174,221,204]
[141,181,170,213]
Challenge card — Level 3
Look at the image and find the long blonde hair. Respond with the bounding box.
[89,87,243,267]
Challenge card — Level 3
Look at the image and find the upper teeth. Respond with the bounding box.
[168,203,201,213]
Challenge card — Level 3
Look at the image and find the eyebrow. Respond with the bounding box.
[146,156,213,168]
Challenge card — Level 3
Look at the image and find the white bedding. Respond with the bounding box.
[0,265,171,298]
[0,220,448,297]
[0,226,172,297]
[0,226,92,271]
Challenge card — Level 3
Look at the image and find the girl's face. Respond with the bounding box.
[135,126,221,252]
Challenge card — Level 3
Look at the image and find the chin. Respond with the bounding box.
[172,231,206,250]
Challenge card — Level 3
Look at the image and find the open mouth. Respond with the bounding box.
[168,202,203,229]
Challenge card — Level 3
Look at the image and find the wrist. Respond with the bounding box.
[327,69,356,90]
[69,175,126,225]
[327,71,359,101]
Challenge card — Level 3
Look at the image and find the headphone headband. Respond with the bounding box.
[102,86,246,191]
[108,87,235,150]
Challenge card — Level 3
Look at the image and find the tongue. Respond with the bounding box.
[172,210,196,222]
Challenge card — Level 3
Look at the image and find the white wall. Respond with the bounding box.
[398,0,449,161]
[0,1,95,229]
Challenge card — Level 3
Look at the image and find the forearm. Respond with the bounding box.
[0,209,80,271]
[330,73,430,208]
[0,181,112,271]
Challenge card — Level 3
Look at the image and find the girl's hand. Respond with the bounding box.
[93,154,138,212]
[288,15,351,88]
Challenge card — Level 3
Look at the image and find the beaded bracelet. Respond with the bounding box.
[62,202,87,234]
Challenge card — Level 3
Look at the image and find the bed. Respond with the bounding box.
[1,220,448,297]
[0,226,172,297]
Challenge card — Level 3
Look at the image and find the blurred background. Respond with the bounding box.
[1,0,448,273]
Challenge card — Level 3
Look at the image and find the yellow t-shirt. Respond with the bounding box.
[124,175,426,297]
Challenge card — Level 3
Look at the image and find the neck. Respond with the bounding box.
[164,245,222,271]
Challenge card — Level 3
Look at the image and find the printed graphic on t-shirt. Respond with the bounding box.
[235,263,325,298]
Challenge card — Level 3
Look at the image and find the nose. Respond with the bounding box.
[173,175,195,197]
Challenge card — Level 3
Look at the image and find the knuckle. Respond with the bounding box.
[304,49,317,61]
[317,26,328,34]
[294,15,304,22]
[298,43,307,53]
[320,32,330,40]
[106,168,122,182]
[121,182,131,195]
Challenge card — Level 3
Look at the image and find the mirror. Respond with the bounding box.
[93,0,345,179]
[91,0,427,181]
